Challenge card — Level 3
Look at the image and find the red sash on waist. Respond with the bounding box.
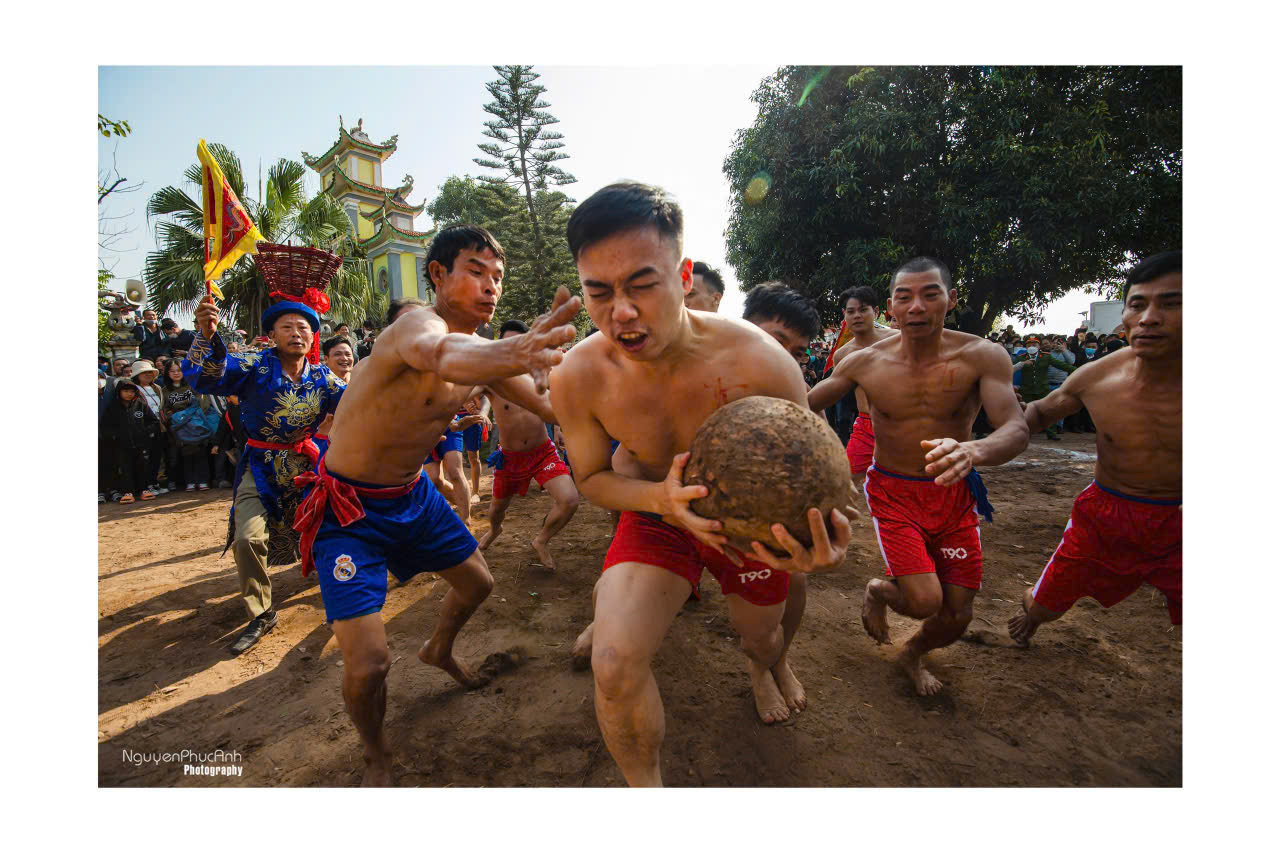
[246,435,321,467]
[291,458,418,576]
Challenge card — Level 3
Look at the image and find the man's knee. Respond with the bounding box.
[559,490,581,512]
[346,647,392,693]
[737,622,783,663]
[943,600,974,629]
[233,525,267,559]
[592,641,650,702]
[898,583,943,619]
[452,554,494,603]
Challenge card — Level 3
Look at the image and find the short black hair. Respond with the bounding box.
[566,181,683,260]
[424,225,506,292]
[691,261,725,294]
[385,298,430,328]
[892,256,953,290]
[499,319,530,336]
[161,318,178,329]
[322,336,354,357]
[838,285,879,312]
[1123,250,1181,300]
[334,322,350,331]
[1085,333,1099,344]
[742,282,822,340]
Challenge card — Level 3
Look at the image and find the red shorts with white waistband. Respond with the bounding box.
[846,413,875,478]
[862,463,983,590]
[603,511,790,607]
[492,439,570,500]
[1031,481,1182,624]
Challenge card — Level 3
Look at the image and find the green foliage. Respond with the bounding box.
[98,114,131,138]
[144,143,375,336]
[723,66,1182,334]
[97,269,114,352]
[464,66,586,336]
[427,176,588,336]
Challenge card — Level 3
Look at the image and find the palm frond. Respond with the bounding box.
[266,159,307,215]
[146,185,202,228]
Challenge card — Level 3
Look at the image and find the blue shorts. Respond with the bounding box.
[462,423,484,452]
[311,470,478,622]
[434,430,464,460]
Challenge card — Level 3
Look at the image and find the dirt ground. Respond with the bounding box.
[97,431,1181,787]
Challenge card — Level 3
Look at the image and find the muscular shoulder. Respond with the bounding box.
[554,333,613,402]
[1061,347,1131,394]
[947,333,1011,373]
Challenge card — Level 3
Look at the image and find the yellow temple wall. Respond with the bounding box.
[356,157,375,185]
[372,255,389,294]
[357,203,378,240]
[400,253,420,300]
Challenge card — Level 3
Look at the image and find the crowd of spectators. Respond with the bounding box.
[973,324,1129,438]
[99,311,366,504]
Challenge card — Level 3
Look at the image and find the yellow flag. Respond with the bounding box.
[198,139,263,290]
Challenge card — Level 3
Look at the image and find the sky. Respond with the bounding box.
[98,65,1108,334]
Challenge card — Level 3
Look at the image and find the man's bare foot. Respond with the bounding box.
[361,755,394,787]
[531,537,556,570]
[478,526,500,550]
[1008,587,1039,647]
[570,622,594,671]
[898,645,943,696]
[747,660,790,724]
[418,638,491,689]
[861,581,891,644]
[771,659,806,714]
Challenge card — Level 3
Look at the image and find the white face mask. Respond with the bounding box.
[98,376,107,390]
[1027,346,1039,356]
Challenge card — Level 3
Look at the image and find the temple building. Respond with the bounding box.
[303,117,433,303]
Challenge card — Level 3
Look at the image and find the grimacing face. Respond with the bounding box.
[577,225,689,362]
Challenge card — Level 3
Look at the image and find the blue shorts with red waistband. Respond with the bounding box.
[309,468,477,622]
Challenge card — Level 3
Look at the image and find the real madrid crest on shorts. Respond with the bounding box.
[333,554,357,582]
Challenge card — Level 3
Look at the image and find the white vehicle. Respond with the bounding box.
[1088,300,1124,335]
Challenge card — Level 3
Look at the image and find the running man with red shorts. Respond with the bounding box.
[477,319,580,569]
[829,284,898,492]
[1009,251,1181,644]
[809,257,1029,695]
[552,183,853,786]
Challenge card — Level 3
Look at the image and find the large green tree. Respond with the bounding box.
[143,144,376,336]
[428,175,587,336]
[723,66,1182,332]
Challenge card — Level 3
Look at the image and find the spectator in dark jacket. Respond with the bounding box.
[133,309,171,362]
[100,380,162,502]
[161,318,196,359]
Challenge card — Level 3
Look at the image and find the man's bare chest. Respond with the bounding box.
[863,360,980,420]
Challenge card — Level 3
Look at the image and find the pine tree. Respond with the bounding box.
[467,66,585,335]
[473,64,576,251]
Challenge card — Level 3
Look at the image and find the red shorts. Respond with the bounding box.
[492,440,570,500]
[603,511,790,607]
[846,413,875,478]
[862,464,983,590]
[1032,481,1182,624]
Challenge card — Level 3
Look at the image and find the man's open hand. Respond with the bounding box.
[519,287,582,393]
